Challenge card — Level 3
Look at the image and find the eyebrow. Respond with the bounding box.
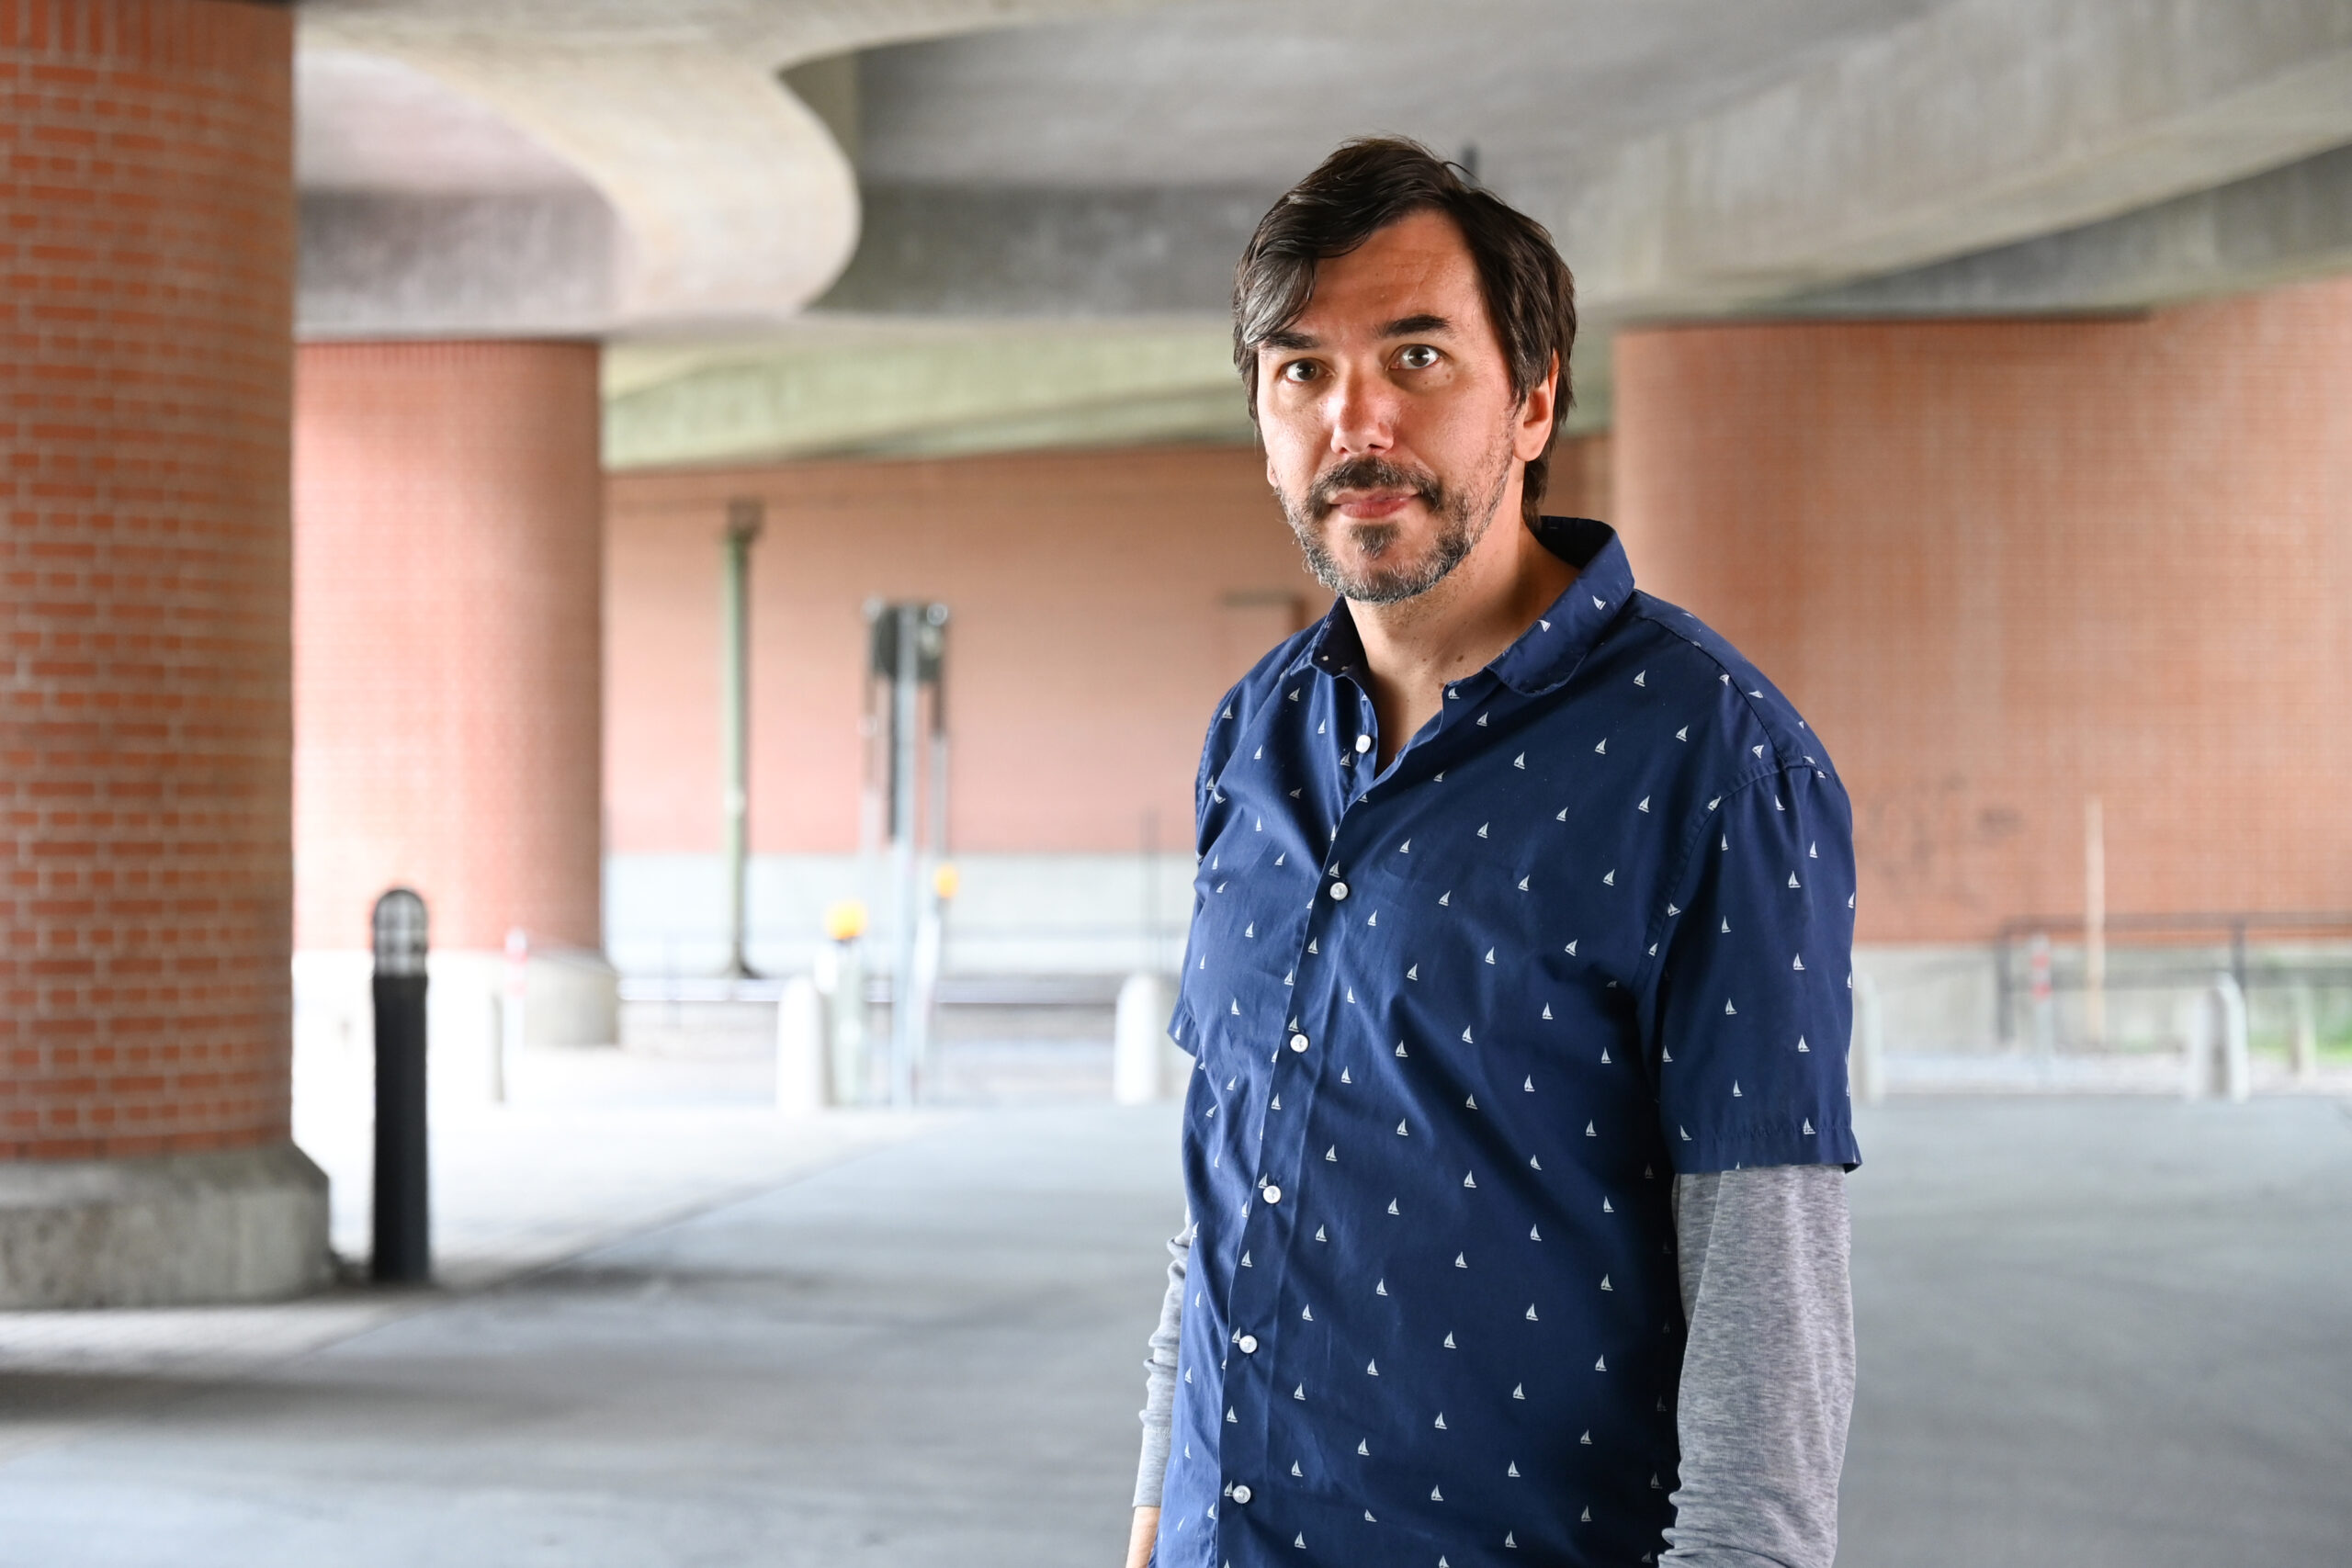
[1379,312,1454,338]
[1258,312,1458,354]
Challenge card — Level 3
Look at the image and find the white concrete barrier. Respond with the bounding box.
[1114,973,1177,1104]
[2216,973,2251,1103]
[1850,971,1886,1105]
[2182,974,2252,1101]
[775,976,831,1114]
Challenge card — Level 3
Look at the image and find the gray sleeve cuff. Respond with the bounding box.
[1134,1214,1194,1509]
[1662,1166,1854,1568]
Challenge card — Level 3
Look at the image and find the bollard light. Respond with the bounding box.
[371,888,433,1284]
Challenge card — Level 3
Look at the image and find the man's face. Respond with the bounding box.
[1256,209,1551,605]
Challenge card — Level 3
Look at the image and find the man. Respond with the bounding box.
[1124,140,1858,1568]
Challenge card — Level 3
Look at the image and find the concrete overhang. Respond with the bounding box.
[298,0,2352,456]
[294,0,1177,338]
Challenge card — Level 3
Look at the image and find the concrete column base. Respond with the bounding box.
[0,1143,331,1309]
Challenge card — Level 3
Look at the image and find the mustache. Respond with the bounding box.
[1307,457,1443,520]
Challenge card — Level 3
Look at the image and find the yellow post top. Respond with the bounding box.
[823,898,869,942]
[932,862,960,901]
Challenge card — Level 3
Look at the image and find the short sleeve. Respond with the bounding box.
[1645,763,1860,1174]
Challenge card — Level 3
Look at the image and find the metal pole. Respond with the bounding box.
[2084,795,2107,1047]
[2028,931,2054,1060]
[371,888,432,1284]
[2291,986,2320,1085]
[1994,931,2014,1045]
[720,497,763,978]
[911,604,951,1095]
[888,604,921,1108]
[1141,807,1160,975]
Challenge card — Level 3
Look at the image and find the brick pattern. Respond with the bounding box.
[0,1,295,1158]
[293,341,605,953]
[1613,278,2352,943]
[605,445,1321,857]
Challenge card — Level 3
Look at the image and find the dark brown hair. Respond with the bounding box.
[1234,137,1577,524]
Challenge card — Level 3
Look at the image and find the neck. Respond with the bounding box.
[1354,500,1577,766]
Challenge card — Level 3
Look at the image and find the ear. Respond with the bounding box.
[1266,451,1280,490]
[1512,355,1559,464]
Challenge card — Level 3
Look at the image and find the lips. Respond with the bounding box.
[1333,491,1416,520]
[1309,457,1442,521]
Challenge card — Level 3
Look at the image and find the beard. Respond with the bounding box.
[1279,435,1515,605]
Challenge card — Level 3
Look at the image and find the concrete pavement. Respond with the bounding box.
[0,1093,2346,1565]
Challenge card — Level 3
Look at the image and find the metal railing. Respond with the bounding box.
[1993,910,2352,1043]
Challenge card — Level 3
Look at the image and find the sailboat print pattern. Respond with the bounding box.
[1155,519,1860,1568]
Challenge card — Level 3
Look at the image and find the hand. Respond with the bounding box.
[1124,1506,1159,1568]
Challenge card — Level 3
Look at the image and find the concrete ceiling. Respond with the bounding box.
[293,0,2352,467]
[854,0,1952,190]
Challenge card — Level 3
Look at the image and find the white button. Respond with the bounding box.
[1288,1033,1309,1053]
[1354,733,1373,753]
[1238,1334,1260,1354]
[1329,881,1350,900]
[1231,1484,1253,1506]
[1261,1184,1283,1204]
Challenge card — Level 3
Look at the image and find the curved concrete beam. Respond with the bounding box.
[1769,140,2352,317]
[602,320,1246,467]
[299,2,1170,334]
[1552,0,2352,318]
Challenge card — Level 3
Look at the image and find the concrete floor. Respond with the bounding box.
[0,1096,2346,1566]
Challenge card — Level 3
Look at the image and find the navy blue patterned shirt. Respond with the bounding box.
[1155,518,1860,1568]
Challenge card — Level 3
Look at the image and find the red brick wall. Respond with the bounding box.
[1549,432,1612,522]
[605,445,1322,855]
[293,342,604,953]
[0,0,294,1159]
[1613,277,2352,943]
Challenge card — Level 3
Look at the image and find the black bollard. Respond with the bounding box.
[370,887,432,1284]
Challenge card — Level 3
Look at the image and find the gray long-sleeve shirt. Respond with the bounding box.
[1135,1165,1852,1566]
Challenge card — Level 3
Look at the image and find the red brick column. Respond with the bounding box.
[0,0,324,1304]
[291,342,605,1016]
[1613,278,2352,947]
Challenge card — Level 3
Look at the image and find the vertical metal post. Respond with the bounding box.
[2028,931,2054,1060]
[2290,986,2320,1085]
[494,924,525,1103]
[2084,795,2106,1047]
[371,888,431,1284]
[1994,935,2013,1045]
[888,604,921,1108]
[910,604,951,1096]
[720,497,763,978]
[1141,807,1160,975]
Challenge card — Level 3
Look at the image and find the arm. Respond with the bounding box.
[1126,1213,1193,1567]
[1663,1166,1855,1568]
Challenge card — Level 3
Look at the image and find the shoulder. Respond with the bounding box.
[1612,590,1840,789]
[1196,624,1321,787]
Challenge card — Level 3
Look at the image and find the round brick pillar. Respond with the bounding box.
[291,342,613,1064]
[1613,280,2352,1043]
[0,1,328,1303]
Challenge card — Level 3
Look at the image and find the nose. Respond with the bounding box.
[1327,361,1398,457]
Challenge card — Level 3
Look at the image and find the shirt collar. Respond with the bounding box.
[1292,516,1633,695]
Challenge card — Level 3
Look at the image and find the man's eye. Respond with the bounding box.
[1396,344,1440,370]
[1281,360,1320,383]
